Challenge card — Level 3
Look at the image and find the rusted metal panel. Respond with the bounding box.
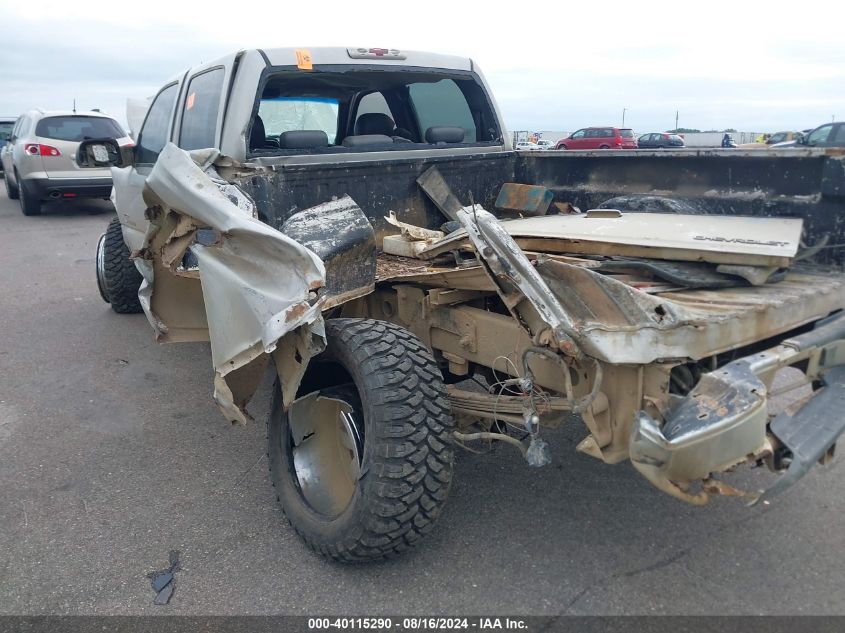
[494,183,553,216]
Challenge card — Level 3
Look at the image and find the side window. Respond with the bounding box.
[807,124,833,145]
[572,129,586,139]
[136,84,178,164]
[179,68,225,150]
[602,128,613,137]
[585,129,597,138]
[833,125,845,144]
[408,79,476,142]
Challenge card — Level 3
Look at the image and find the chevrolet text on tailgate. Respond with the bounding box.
[85,47,845,562]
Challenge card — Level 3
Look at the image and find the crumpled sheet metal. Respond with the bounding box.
[140,143,327,423]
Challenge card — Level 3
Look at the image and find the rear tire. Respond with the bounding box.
[268,318,454,562]
[599,144,610,149]
[4,170,18,200]
[100,216,143,313]
[18,178,40,216]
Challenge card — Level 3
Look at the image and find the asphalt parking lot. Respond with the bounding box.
[1,190,845,616]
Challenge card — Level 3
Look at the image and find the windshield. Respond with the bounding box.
[258,97,339,144]
[35,116,124,142]
[0,122,13,141]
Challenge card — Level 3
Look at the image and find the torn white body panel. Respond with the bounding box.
[114,143,327,423]
[421,212,803,267]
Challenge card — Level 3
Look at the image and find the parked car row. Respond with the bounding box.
[0,109,131,215]
[523,129,687,151]
[772,122,845,148]
[524,121,845,153]
[555,127,638,150]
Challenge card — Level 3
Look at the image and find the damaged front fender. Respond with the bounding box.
[122,143,329,424]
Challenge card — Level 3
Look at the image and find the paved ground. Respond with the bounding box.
[1,189,844,616]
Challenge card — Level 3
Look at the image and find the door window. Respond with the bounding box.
[571,129,586,139]
[806,124,833,146]
[832,125,845,144]
[136,83,178,164]
[179,67,225,150]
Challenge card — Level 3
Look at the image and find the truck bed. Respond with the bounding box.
[377,252,845,364]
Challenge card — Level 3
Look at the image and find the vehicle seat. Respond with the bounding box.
[355,113,395,136]
[425,126,465,144]
[278,130,329,149]
[249,115,278,150]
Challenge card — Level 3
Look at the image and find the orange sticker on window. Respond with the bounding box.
[295,49,313,70]
[186,92,196,110]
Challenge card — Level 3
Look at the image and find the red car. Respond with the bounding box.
[555,127,638,150]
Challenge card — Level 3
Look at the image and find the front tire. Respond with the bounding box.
[268,318,454,562]
[100,217,143,313]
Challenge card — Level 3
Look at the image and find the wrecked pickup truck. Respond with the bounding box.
[89,47,845,562]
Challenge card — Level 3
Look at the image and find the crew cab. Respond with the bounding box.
[90,47,845,563]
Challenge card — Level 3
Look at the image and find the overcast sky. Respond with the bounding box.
[3,0,844,134]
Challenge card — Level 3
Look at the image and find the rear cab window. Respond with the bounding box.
[248,65,501,156]
[35,116,124,142]
[620,129,634,137]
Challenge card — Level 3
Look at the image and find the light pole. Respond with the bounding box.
[622,108,627,127]
[675,110,679,132]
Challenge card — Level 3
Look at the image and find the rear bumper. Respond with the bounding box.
[630,312,845,505]
[22,176,112,201]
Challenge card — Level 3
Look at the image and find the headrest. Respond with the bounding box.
[249,115,266,150]
[425,126,465,144]
[355,113,395,136]
[342,134,394,148]
[279,130,329,149]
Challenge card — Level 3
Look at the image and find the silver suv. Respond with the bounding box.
[1,109,132,215]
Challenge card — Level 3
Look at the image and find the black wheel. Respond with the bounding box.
[99,216,143,313]
[268,318,454,562]
[599,144,610,149]
[558,144,567,150]
[4,170,18,200]
[18,177,40,216]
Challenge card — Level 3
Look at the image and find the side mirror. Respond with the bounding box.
[76,138,134,168]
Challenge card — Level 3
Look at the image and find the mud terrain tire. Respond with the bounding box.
[268,318,454,562]
[101,216,143,314]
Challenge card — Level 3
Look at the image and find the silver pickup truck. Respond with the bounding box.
[86,47,845,562]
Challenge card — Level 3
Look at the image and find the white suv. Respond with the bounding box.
[1,110,132,215]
